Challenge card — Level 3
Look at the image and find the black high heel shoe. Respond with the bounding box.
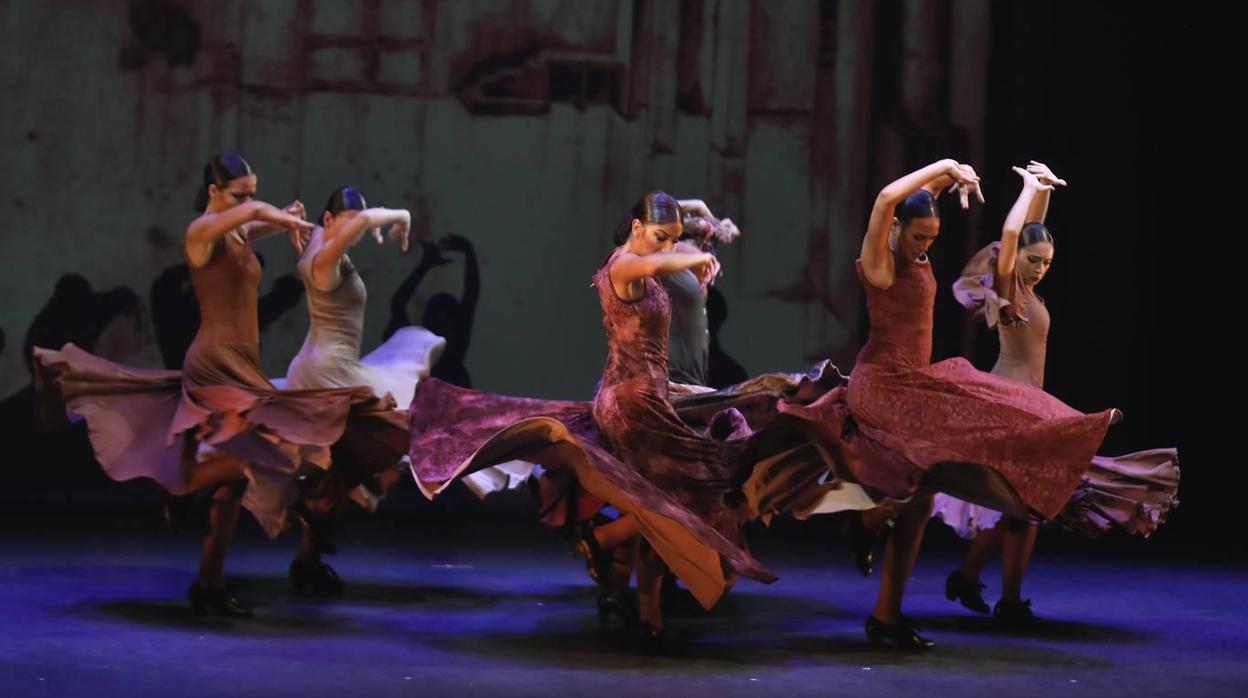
[574,523,613,587]
[993,598,1038,629]
[845,514,888,577]
[945,570,991,614]
[289,557,345,597]
[637,621,665,652]
[596,588,637,626]
[187,580,253,618]
[865,615,935,650]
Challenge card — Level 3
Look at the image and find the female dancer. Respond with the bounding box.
[934,162,1179,626]
[280,186,445,592]
[407,192,868,640]
[35,152,406,616]
[794,158,1118,648]
[588,198,738,609]
[657,199,736,388]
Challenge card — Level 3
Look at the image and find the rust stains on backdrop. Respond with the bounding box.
[119,1,202,71]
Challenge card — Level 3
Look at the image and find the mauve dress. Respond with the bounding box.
[407,249,871,609]
[34,230,408,536]
[930,242,1179,537]
[782,247,1117,522]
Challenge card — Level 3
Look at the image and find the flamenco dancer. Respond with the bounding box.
[406,192,869,641]
[932,162,1179,627]
[790,158,1118,648]
[279,185,446,594]
[584,197,740,611]
[35,152,407,616]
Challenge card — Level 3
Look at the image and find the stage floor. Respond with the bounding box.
[1,525,1243,697]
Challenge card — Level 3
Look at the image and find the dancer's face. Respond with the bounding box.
[629,219,682,255]
[898,216,940,260]
[207,174,257,212]
[1016,241,1054,286]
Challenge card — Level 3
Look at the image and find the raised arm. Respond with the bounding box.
[242,200,308,243]
[609,250,715,301]
[1023,160,1066,225]
[860,159,982,290]
[185,201,312,268]
[310,208,410,291]
[996,166,1055,294]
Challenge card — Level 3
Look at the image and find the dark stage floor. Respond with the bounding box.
[1,521,1244,698]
